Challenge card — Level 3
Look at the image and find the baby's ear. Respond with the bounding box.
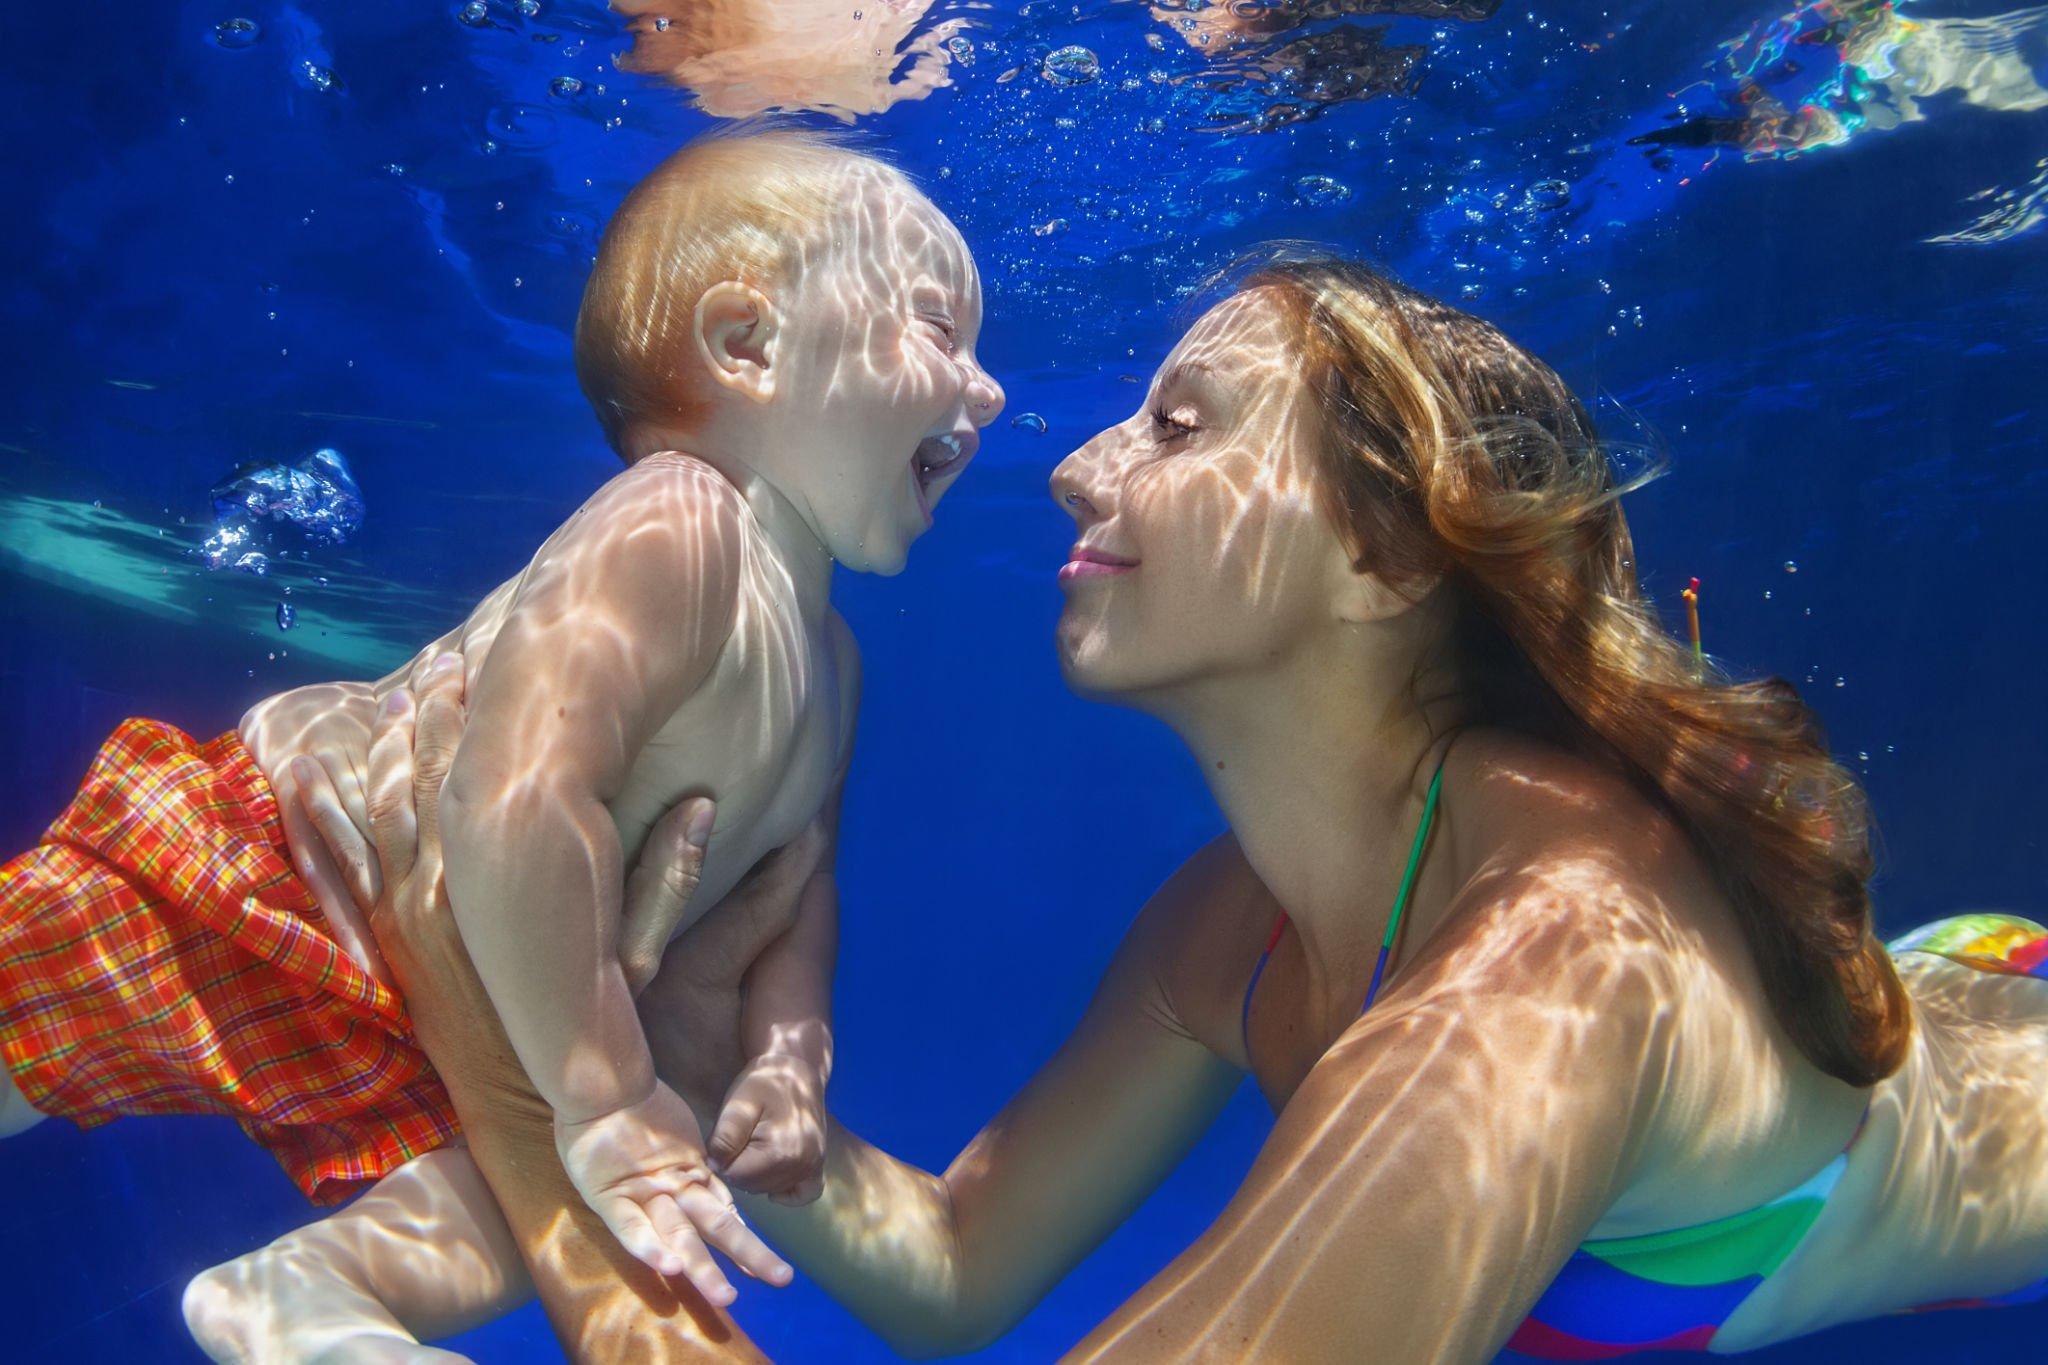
[692,281,779,403]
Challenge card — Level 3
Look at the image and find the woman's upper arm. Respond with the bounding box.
[940,836,1253,1336]
[1073,868,1680,1364]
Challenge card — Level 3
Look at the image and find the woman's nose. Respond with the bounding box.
[1049,450,1105,522]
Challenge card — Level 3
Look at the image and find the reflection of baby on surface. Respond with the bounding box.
[614,0,966,121]
[1635,1,2048,158]
[0,129,1000,1360]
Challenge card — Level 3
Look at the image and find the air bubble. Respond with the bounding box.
[458,0,488,26]
[1294,175,1352,207]
[550,75,583,98]
[1524,179,1570,209]
[517,0,540,14]
[946,35,974,64]
[654,15,670,31]
[1783,560,1798,573]
[299,61,339,93]
[1032,218,1068,237]
[276,602,296,631]
[1012,413,1049,434]
[212,18,261,49]
[1042,46,1100,85]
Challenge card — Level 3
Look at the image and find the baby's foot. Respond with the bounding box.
[183,1250,469,1365]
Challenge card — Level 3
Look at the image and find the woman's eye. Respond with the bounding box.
[1150,405,1199,440]
[921,316,959,354]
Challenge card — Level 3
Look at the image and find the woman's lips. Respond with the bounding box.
[1059,546,1138,584]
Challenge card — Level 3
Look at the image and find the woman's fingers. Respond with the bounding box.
[365,689,420,892]
[620,797,715,998]
[289,753,382,911]
[411,654,466,868]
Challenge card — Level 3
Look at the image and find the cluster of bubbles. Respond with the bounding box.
[199,447,365,578]
[1043,46,1100,86]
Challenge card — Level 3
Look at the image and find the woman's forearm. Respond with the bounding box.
[442,1063,769,1364]
[737,1118,990,1358]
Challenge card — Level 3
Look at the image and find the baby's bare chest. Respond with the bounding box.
[608,587,846,919]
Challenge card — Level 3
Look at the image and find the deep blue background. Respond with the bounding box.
[2,1,2045,1359]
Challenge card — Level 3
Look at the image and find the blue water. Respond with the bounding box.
[2,0,2045,1359]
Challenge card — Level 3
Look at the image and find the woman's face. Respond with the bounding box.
[1049,287,1359,703]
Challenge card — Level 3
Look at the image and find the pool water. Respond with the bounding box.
[2,1,2044,1360]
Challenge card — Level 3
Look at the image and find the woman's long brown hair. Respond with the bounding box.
[1248,253,1909,1086]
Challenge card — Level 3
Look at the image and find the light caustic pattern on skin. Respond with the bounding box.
[1050,287,1377,706]
[187,139,1006,1344]
[743,162,1003,577]
[612,0,970,122]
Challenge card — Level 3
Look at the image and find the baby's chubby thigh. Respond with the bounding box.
[182,1147,531,1364]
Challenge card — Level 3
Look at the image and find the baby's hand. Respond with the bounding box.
[707,1055,827,1206]
[554,1081,792,1303]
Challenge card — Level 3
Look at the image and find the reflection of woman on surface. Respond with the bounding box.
[612,0,965,122]
[341,256,2048,1361]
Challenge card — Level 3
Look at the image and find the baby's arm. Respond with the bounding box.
[708,864,838,1204]
[436,456,745,1275]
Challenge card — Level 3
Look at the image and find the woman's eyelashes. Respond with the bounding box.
[1149,402,1200,442]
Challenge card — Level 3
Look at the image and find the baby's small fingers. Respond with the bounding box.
[607,1202,686,1281]
[716,1138,784,1191]
[679,1182,793,1287]
[665,1222,737,1308]
[707,1097,760,1169]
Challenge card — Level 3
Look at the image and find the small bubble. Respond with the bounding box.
[1293,174,1352,208]
[1858,751,1870,762]
[1834,676,1845,688]
[458,0,489,25]
[299,61,339,93]
[654,15,670,31]
[1525,179,1570,210]
[211,17,261,49]
[516,0,540,14]
[1597,278,1613,294]
[1042,46,1100,85]
[549,75,583,98]
[1783,560,1798,574]
[1031,218,1068,237]
[1012,412,1049,434]
[224,173,236,185]
[946,35,974,64]
[276,602,297,631]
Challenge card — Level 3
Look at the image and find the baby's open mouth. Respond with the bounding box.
[913,432,972,489]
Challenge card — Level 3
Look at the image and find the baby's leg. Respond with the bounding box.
[0,1067,46,1138]
[183,1146,532,1364]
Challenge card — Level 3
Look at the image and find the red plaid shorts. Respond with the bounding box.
[0,719,458,1203]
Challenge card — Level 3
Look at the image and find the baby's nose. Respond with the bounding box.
[967,366,1005,426]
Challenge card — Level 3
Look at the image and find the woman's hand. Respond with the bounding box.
[288,654,721,1095]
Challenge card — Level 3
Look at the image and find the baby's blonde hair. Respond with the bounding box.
[574,127,906,455]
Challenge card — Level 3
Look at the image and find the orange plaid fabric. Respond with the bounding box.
[0,718,457,1204]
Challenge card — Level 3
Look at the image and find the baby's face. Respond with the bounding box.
[767,178,1003,574]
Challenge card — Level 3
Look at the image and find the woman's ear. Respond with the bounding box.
[692,281,780,403]
[1334,562,1441,625]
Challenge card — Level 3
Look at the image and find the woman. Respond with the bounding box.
[308,255,2048,1361]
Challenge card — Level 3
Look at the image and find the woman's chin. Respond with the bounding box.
[1055,621,1133,699]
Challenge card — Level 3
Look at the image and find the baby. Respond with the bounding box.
[0,128,1000,1356]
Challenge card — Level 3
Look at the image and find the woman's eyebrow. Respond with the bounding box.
[1154,360,1216,394]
